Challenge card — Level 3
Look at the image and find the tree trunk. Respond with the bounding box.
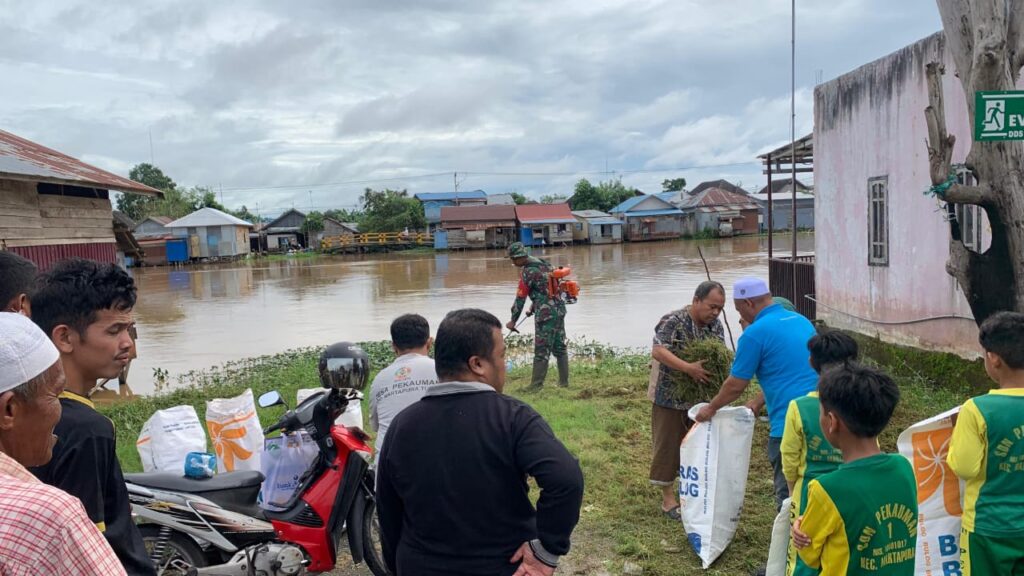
[927,0,1024,325]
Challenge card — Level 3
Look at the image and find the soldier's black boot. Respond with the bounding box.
[556,353,569,387]
[529,358,549,390]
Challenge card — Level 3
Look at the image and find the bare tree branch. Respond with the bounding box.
[925,62,955,186]
[943,183,996,205]
[936,0,976,81]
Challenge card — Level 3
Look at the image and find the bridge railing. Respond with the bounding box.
[320,232,434,250]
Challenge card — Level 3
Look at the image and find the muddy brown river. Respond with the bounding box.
[125,234,813,395]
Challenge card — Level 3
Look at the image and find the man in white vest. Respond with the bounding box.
[369,314,438,464]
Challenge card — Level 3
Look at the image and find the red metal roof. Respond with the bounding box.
[440,204,517,222]
[514,203,575,223]
[0,129,161,196]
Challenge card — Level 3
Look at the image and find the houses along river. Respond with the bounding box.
[125,234,813,395]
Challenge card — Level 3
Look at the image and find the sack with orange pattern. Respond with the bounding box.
[896,407,963,575]
[206,388,266,472]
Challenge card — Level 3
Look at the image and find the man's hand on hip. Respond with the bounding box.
[511,542,556,576]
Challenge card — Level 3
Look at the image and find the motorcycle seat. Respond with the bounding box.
[125,471,265,518]
[125,471,265,493]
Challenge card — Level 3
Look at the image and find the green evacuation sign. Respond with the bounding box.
[975,91,1024,141]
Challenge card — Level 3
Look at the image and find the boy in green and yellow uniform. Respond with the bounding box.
[792,363,917,576]
[947,311,1024,575]
[781,330,858,575]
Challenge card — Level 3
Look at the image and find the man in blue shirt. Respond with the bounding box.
[695,277,818,509]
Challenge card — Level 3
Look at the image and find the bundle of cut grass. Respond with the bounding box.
[666,337,734,404]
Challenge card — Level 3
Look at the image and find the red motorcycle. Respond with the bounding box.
[127,344,390,576]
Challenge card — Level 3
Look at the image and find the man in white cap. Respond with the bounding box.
[0,312,126,575]
[695,277,818,509]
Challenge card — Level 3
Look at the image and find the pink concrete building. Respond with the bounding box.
[813,32,1019,357]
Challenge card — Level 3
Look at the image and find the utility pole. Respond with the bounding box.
[148,129,154,165]
[790,0,798,303]
[309,190,313,211]
[453,172,458,193]
[219,182,224,205]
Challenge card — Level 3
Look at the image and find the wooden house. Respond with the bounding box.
[0,129,161,269]
[514,203,576,246]
[263,208,307,250]
[678,181,760,236]
[571,210,623,244]
[437,204,517,249]
[609,195,683,241]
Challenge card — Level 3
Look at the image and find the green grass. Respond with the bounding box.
[100,339,974,575]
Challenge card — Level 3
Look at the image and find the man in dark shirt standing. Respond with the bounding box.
[377,308,584,576]
[29,259,156,576]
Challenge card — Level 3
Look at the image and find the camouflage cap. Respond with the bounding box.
[507,242,529,258]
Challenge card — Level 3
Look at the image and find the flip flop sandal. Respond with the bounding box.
[662,506,682,521]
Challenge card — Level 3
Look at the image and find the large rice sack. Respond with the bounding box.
[897,407,963,576]
[206,389,265,472]
[296,388,363,429]
[765,497,792,576]
[137,405,207,473]
[680,403,756,568]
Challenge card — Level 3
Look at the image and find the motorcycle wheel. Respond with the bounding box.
[141,525,208,576]
[362,498,391,576]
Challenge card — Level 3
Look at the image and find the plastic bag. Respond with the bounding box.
[680,403,756,569]
[297,388,363,429]
[136,405,207,473]
[260,432,319,511]
[206,389,265,472]
[897,407,963,576]
[765,497,792,576]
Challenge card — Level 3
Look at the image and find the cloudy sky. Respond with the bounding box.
[1,1,941,216]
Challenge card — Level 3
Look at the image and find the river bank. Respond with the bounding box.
[101,337,974,575]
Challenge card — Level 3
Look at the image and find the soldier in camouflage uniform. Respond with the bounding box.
[506,242,569,389]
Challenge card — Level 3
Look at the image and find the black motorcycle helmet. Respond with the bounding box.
[318,342,370,390]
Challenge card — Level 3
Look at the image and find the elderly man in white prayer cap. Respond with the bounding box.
[0,312,126,576]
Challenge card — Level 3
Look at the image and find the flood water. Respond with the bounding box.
[126,234,814,395]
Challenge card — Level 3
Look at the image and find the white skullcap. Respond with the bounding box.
[0,312,60,394]
[733,277,770,300]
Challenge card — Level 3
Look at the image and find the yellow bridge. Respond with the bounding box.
[320,232,433,252]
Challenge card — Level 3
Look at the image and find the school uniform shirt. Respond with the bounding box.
[368,352,438,463]
[797,453,918,576]
[29,391,156,576]
[729,303,819,437]
[946,387,1024,537]
[0,451,126,576]
[781,392,843,576]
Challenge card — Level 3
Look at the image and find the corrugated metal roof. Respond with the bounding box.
[749,192,815,203]
[414,190,487,201]
[0,129,162,196]
[571,210,611,218]
[440,204,517,222]
[680,186,757,210]
[610,194,680,214]
[515,203,574,222]
[165,207,253,228]
[619,209,683,217]
[143,216,174,225]
[586,217,624,225]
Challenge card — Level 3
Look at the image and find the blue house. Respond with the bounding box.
[414,190,488,232]
[609,195,684,241]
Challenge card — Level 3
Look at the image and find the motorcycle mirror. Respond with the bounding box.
[257,390,285,409]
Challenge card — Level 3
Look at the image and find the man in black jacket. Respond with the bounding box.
[377,308,584,576]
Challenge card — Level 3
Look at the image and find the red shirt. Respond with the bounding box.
[0,451,126,576]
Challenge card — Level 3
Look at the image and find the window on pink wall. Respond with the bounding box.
[868,177,889,266]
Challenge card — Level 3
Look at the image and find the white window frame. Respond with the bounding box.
[868,177,889,267]
[953,168,985,252]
